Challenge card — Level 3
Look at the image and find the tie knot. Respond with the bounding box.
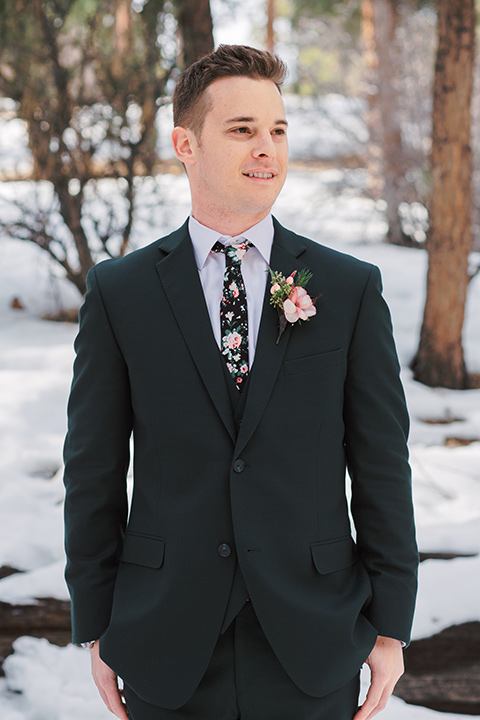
[212,239,251,264]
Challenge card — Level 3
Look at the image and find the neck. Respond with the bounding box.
[191,208,271,237]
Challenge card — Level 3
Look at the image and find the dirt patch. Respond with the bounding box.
[421,416,465,425]
[444,437,480,447]
[0,597,71,676]
[395,622,480,715]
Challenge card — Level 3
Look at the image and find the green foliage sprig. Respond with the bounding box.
[269,268,313,311]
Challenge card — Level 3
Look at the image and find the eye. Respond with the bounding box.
[232,126,251,134]
[273,127,286,136]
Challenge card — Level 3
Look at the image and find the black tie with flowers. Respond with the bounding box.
[212,239,252,392]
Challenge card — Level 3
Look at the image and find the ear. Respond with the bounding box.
[171,126,198,166]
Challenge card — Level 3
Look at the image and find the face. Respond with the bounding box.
[172,76,288,235]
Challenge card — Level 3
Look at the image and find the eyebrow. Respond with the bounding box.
[224,116,288,126]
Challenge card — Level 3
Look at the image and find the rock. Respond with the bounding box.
[10,297,24,310]
[395,622,480,714]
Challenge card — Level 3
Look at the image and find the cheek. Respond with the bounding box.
[214,153,236,182]
[279,145,289,167]
[203,161,228,192]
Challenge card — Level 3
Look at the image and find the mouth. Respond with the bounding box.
[243,172,276,179]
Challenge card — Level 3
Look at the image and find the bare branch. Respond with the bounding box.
[0,0,190,297]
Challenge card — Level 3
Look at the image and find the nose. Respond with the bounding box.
[252,131,276,159]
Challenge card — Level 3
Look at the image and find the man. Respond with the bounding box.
[64,45,418,720]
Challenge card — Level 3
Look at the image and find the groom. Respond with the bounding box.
[63,45,418,720]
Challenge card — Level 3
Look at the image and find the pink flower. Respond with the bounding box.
[286,271,296,285]
[226,332,242,349]
[240,364,248,374]
[234,247,247,261]
[270,282,281,294]
[283,286,317,323]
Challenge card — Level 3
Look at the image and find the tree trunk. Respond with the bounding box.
[266,0,275,53]
[361,0,383,200]
[361,0,410,245]
[175,0,214,69]
[411,0,475,389]
[372,0,406,245]
[112,0,133,80]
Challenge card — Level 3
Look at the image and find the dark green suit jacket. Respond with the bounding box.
[63,218,418,709]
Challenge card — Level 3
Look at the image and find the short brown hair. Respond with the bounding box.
[172,44,287,137]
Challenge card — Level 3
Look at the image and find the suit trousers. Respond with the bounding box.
[123,600,360,720]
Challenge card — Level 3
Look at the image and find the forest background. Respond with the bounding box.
[0,1,479,718]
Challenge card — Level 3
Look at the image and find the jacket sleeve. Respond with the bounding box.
[344,265,418,645]
[63,265,132,644]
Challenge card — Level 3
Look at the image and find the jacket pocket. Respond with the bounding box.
[283,348,344,376]
[310,536,357,575]
[120,532,165,569]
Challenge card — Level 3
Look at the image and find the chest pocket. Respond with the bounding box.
[284,348,344,376]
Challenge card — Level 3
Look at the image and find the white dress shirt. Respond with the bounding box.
[188,214,274,367]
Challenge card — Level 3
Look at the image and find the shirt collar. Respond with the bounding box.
[188,214,274,270]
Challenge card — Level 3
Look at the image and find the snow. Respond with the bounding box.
[413,556,480,639]
[0,637,111,720]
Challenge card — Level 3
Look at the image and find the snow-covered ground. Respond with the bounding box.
[0,168,479,719]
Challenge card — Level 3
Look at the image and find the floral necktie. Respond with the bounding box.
[212,239,252,392]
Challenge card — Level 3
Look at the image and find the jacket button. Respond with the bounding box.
[233,459,245,473]
[218,543,232,558]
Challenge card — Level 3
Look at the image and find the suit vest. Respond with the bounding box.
[219,357,250,633]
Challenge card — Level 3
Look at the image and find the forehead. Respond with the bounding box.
[205,76,286,121]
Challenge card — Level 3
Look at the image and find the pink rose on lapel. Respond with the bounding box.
[283,286,317,323]
[269,267,321,344]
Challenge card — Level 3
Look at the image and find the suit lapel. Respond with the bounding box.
[234,219,309,456]
[155,222,236,442]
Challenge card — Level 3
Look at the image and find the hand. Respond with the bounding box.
[90,641,129,719]
[353,635,404,720]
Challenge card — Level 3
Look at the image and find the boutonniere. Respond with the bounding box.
[269,268,321,344]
